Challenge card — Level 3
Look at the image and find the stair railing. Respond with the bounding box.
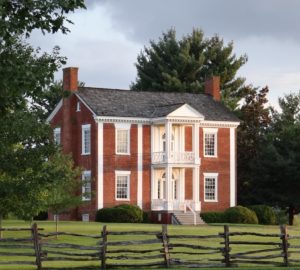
[184,200,197,225]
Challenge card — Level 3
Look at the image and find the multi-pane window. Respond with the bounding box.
[204,129,218,157]
[53,127,61,145]
[116,129,129,154]
[116,172,130,200]
[204,173,218,202]
[82,124,91,155]
[82,171,91,201]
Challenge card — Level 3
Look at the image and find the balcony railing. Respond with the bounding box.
[152,151,195,164]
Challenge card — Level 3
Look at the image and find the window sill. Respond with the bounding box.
[116,153,130,156]
[81,152,91,156]
[204,200,218,203]
[116,198,130,201]
[203,155,218,158]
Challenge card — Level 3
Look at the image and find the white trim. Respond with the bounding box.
[97,122,104,209]
[94,116,240,127]
[203,128,218,158]
[82,170,91,201]
[46,99,63,123]
[230,127,236,207]
[76,101,81,112]
[203,173,219,202]
[115,171,131,201]
[137,124,143,209]
[167,104,205,119]
[82,124,91,155]
[75,94,97,117]
[114,123,131,129]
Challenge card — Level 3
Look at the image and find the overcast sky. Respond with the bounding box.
[30,0,300,108]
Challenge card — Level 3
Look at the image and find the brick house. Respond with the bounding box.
[47,67,239,224]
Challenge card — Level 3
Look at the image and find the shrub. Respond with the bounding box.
[224,206,258,224]
[95,204,143,223]
[200,211,226,223]
[248,205,276,225]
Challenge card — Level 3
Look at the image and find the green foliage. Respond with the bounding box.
[131,28,248,110]
[95,204,143,223]
[224,206,258,224]
[200,211,226,223]
[273,207,288,225]
[248,205,276,225]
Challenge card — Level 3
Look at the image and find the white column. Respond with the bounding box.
[192,166,201,211]
[97,122,103,209]
[179,168,185,206]
[165,121,172,162]
[230,127,236,207]
[151,168,155,209]
[193,123,200,165]
[137,124,143,209]
[165,166,173,210]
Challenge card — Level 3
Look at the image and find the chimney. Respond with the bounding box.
[63,67,78,92]
[204,76,221,101]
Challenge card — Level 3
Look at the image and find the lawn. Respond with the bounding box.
[1,218,300,270]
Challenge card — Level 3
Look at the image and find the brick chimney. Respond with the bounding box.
[62,67,78,155]
[204,76,221,101]
[63,67,78,92]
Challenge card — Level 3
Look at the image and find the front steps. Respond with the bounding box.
[172,211,205,225]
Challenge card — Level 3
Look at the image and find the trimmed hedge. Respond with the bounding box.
[224,206,258,224]
[200,211,226,223]
[95,204,143,223]
[248,205,276,225]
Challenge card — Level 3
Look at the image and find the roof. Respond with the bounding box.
[76,87,239,122]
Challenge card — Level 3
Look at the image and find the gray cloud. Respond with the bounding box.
[97,0,300,44]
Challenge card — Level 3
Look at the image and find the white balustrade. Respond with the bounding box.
[152,151,195,164]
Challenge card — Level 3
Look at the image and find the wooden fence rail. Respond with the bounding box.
[0,223,300,269]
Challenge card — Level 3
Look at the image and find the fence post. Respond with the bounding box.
[223,225,231,267]
[101,225,107,270]
[31,223,42,270]
[162,224,171,267]
[280,225,289,267]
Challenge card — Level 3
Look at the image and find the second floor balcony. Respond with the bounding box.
[152,151,195,164]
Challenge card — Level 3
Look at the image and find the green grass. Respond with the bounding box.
[1,218,300,269]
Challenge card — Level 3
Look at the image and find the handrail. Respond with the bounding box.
[185,201,197,225]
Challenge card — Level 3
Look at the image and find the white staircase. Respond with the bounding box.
[172,211,205,225]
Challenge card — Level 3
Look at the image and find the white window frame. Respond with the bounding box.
[115,171,131,201]
[115,123,130,155]
[82,124,91,155]
[203,128,218,157]
[82,170,91,201]
[204,173,218,202]
[53,127,61,145]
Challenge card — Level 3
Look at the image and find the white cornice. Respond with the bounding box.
[200,121,240,128]
[46,99,63,123]
[94,116,151,124]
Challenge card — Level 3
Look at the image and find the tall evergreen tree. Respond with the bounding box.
[131,28,248,110]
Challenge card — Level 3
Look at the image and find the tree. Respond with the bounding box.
[131,28,248,110]
[45,152,82,235]
[237,86,271,205]
[0,1,85,224]
[249,92,300,225]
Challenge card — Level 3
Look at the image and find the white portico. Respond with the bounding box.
[151,104,203,212]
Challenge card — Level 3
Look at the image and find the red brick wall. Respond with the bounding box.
[185,126,192,151]
[200,128,230,212]
[142,125,151,211]
[51,94,98,220]
[185,168,193,200]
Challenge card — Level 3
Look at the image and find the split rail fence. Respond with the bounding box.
[0,224,300,269]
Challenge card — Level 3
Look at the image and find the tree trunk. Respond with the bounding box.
[288,205,295,226]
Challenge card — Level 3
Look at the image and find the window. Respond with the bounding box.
[82,124,91,155]
[82,171,91,201]
[204,173,218,202]
[115,171,130,200]
[116,129,130,154]
[82,214,89,222]
[53,127,61,145]
[204,128,218,157]
[76,101,81,112]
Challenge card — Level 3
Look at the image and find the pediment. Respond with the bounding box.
[167,104,204,119]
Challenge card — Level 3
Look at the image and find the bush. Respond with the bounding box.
[200,211,226,223]
[248,205,276,225]
[224,206,258,224]
[33,211,48,221]
[95,204,143,223]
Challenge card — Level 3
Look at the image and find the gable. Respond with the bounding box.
[167,104,204,119]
